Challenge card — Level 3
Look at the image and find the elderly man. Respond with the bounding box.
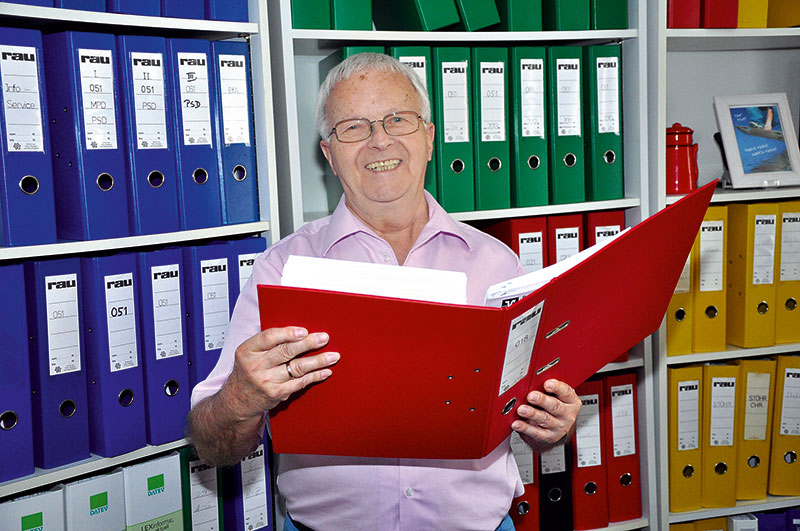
[187,53,581,531]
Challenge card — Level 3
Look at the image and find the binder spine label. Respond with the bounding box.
[218,54,251,146]
[499,300,543,395]
[596,56,619,135]
[189,459,220,529]
[150,264,184,360]
[511,432,534,483]
[555,58,581,137]
[699,220,724,292]
[518,231,544,273]
[753,214,776,285]
[78,48,118,150]
[610,383,636,456]
[576,394,602,467]
[780,212,800,281]
[200,258,230,351]
[0,45,44,152]
[677,379,700,450]
[237,253,258,295]
[743,372,770,440]
[44,273,82,376]
[177,52,212,147]
[554,227,580,263]
[441,61,469,143]
[540,441,566,474]
[241,444,269,529]
[479,61,505,142]
[130,52,168,150]
[780,368,800,435]
[104,272,138,372]
[519,58,544,138]
[675,256,691,294]
[710,377,736,446]
[398,56,428,91]
[595,225,621,245]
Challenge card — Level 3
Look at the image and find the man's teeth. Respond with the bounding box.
[366,159,400,171]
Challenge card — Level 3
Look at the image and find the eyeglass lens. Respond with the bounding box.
[334,111,420,142]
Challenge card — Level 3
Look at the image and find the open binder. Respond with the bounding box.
[257,181,717,459]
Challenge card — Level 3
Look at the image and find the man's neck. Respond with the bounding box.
[346,194,429,265]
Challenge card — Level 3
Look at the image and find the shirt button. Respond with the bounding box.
[383,255,390,263]
[405,487,414,498]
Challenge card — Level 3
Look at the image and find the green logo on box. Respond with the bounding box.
[89,491,109,515]
[21,512,43,531]
[147,474,165,496]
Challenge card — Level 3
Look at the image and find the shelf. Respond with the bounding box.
[0,438,188,499]
[597,354,645,374]
[666,28,800,51]
[669,495,800,523]
[664,342,800,366]
[586,518,649,531]
[451,198,641,222]
[666,186,800,205]
[0,3,258,38]
[0,221,270,262]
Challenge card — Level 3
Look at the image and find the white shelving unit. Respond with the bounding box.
[647,1,800,527]
[0,0,277,500]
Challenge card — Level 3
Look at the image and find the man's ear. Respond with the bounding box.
[425,121,435,162]
[320,139,338,176]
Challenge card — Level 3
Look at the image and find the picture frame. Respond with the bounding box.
[713,92,800,189]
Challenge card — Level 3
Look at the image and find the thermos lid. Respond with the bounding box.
[667,122,694,146]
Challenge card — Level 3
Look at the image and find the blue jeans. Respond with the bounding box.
[283,512,515,531]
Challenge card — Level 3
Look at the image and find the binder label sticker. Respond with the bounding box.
[753,214,776,285]
[780,212,800,281]
[595,225,621,245]
[237,253,258,295]
[0,45,44,152]
[518,231,544,273]
[189,459,220,530]
[520,58,544,138]
[104,272,138,372]
[710,377,736,446]
[595,56,620,134]
[610,383,636,456]
[218,54,251,146]
[78,48,117,150]
[398,56,427,91]
[241,445,269,529]
[441,61,469,143]
[743,371,771,440]
[499,301,543,395]
[151,264,184,359]
[555,58,581,137]
[555,227,580,263]
[44,273,81,376]
[177,52,212,147]
[780,368,800,435]
[677,379,700,450]
[699,220,724,292]
[200,258,230,351]
[130,52,168,150]
[675,255,691,294]
[540,442,566,474]
[479,61,505,142]
[510,432,534,484]
[576,393,602,467]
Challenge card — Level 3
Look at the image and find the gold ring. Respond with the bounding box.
[286,364,296,379]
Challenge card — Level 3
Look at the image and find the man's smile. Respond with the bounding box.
[365,159,401,171]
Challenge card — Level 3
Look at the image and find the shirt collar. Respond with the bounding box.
[320,192,474,257]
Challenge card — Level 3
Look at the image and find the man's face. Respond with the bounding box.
[320,69,435,214]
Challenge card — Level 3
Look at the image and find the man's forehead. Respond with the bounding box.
[328,69,420,115]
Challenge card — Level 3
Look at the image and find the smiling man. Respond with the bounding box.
[187,53,580,531]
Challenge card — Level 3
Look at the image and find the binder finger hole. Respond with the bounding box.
[704,305,718,319]
[488,157,502,172]
[682,464,694,478]
[164,379,180,397]
[502,397,517,415]
[604,149,616,164]
[785,451,797,464]
[547,487,562,503]
[584,481,597,495]
[714,461,728,475]
[118,388,134,407]
[786,297,797,311]
[527,155,540,170]
[747,455,760,468]
[757,301,769,315]
[563,153,577,168]
[450,159,465,174]
[147,171,165,189]
[516,501,530,515]
[96,173,114,192]
[232,164,247,182]
[19,175,40,196]
[674,308,686,322]
[619,473,633,487]
[0,410,18,431]
[193,168,209,185]
[59,400,77,419]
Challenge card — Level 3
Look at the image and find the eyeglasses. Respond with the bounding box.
[329,111,424,143]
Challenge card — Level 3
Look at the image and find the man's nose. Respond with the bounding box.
[367,121,393,149]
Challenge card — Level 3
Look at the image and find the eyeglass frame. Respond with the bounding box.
[327,111,426,143]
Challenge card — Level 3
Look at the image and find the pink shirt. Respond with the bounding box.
[192,193,526,530]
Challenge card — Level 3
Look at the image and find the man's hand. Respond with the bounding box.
[511,379,581,452]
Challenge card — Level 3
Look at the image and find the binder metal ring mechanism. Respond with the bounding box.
[714,462,728,475]
[785,450,797,464]
[516,501,530,515]
[548,487,563,502]
[118,388,134,407]
[96,172,114,191]
[584,481,598,495]
[0,410,18,430]
[164,379,180,397]
[705,305,719,318]
[59,399,77,418]
[748,455,760,468]
[450,158,465,174]
[488,157,502,172]
[604,150,616,164]
[787,297,797,310]
[757,301,769,314]
[192,168,209,184]
[147,170,165,188]
[682,464,695,478]
[19,175,40,195]
[502,397,517,415]
[675,308,686,321]
[563,153,577,167]
[232,164,247,181]
[620,472,632,486]
[528,155,540,170]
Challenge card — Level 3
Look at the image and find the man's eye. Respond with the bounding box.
[344,122,363,131]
